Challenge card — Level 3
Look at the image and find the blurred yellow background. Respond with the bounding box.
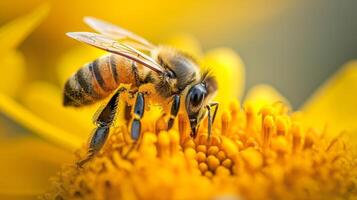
[0,0,356,106]
[0,0,288,98]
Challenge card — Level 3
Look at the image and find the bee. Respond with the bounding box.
[64,17,219,166]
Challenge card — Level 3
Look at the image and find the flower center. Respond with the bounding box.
[42,100,357,200]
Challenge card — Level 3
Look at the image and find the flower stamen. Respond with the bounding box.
[43,99,357,200]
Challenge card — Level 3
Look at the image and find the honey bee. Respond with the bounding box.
[64,17,219,166]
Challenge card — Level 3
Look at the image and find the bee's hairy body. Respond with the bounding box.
[65,17,219,166]
[64,47,200,107]
[64,54,149,107]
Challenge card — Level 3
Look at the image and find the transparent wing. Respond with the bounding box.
[66,32,164,74]
[84,17,155,51]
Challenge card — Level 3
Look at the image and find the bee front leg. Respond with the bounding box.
[77,87,126,167]
[167,95,180,130]
[206,102,219,140]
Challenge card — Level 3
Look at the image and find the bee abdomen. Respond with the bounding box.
[63,54,137,107]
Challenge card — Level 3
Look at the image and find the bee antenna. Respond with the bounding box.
[200,69,217,93]
[200,68,214,82]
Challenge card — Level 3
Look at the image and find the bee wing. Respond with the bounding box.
[84,17,155,51]
[66,32,164,74]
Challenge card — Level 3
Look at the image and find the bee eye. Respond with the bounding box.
[190,88,204,106]
[186,84,207,113]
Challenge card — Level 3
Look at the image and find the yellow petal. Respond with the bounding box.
[301,61,357,138]
[57,46,105,86]
[0,51,25,97]
[0,3,49,52]
[0,93,81,151]
[202,48,245,105]
[164,33,203,58]
[245,84,290,110]
[22,82,93,139]
[0,135,72,196]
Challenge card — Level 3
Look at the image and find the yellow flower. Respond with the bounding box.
[40,100,356,200]
[0,6,357,200]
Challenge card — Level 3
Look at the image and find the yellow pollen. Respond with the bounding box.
[216,150,226,161]
[197,145,207,153]
[198,162,208,173]
[207,155,220,171]
[222,158,233,169]
[196,151,206,163]
[207,146,219,156]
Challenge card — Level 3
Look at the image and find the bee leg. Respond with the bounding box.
[77,88,126,167]
[95,87,126,126]
[131,92,145,141]
[209,102,219,125]
[77,126,110,167]
[124,92,145,158]
[206,106,212,141]
[167,95,180,130]
[206,102,219,141]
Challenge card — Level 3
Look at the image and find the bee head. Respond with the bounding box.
[153,46,200,97]
[185,72,217,137]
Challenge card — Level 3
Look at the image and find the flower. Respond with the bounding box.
[41,100,357,200]
[0,5,357,200]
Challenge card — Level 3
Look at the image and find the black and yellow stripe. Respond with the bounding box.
[63,54,142,107]
[109,54,119,85]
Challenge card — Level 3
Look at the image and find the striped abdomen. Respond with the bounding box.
[63,54,140,107]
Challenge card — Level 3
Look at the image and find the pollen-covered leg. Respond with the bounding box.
[77,88,125,167]
[167,95,180,130]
